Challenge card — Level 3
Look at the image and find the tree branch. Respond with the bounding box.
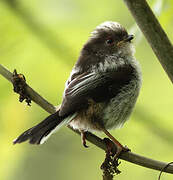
[1,63,173,174]
[123,0,173,83]
[0,64,56,114]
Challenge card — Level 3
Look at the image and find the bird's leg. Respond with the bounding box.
[80,130,89,148]
[102,129,129,159]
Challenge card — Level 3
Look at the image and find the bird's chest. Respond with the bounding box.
[102,79,140,129]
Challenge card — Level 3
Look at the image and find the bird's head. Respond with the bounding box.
[84,21,135,57]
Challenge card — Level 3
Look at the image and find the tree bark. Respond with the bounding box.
[123,0,173,83]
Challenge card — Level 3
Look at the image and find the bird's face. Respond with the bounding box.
[85,21,134,57]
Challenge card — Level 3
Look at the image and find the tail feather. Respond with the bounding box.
[13,111,76,145]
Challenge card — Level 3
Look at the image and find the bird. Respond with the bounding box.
[13,21,142,158]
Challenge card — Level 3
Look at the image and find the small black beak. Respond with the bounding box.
[124,34,134,42]
[117,34,134,46]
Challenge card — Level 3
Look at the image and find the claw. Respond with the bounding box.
[113,145,130,160]
[103,138,114,155]
[102,129,130,160]
[123,145,131,152]
[113,146,123,160]
[80,130,89,148]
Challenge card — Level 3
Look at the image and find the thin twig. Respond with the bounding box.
[1,63,173,174]
[123,0,173,83]
[158,162,173,180]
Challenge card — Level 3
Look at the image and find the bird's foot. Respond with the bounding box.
[102,138,122,176]
[103,136,130,160]
[80,130,89,148]
[113,145,130,160]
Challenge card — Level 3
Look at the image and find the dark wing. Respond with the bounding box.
[59,65,134,117]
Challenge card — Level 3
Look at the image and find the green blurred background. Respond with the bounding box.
[0,0,173,179]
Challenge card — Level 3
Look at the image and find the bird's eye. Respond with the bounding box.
[106,38,114,45]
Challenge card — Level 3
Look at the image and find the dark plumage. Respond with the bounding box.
[14,21,142,158]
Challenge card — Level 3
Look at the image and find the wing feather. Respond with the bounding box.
[59,65,134,117]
